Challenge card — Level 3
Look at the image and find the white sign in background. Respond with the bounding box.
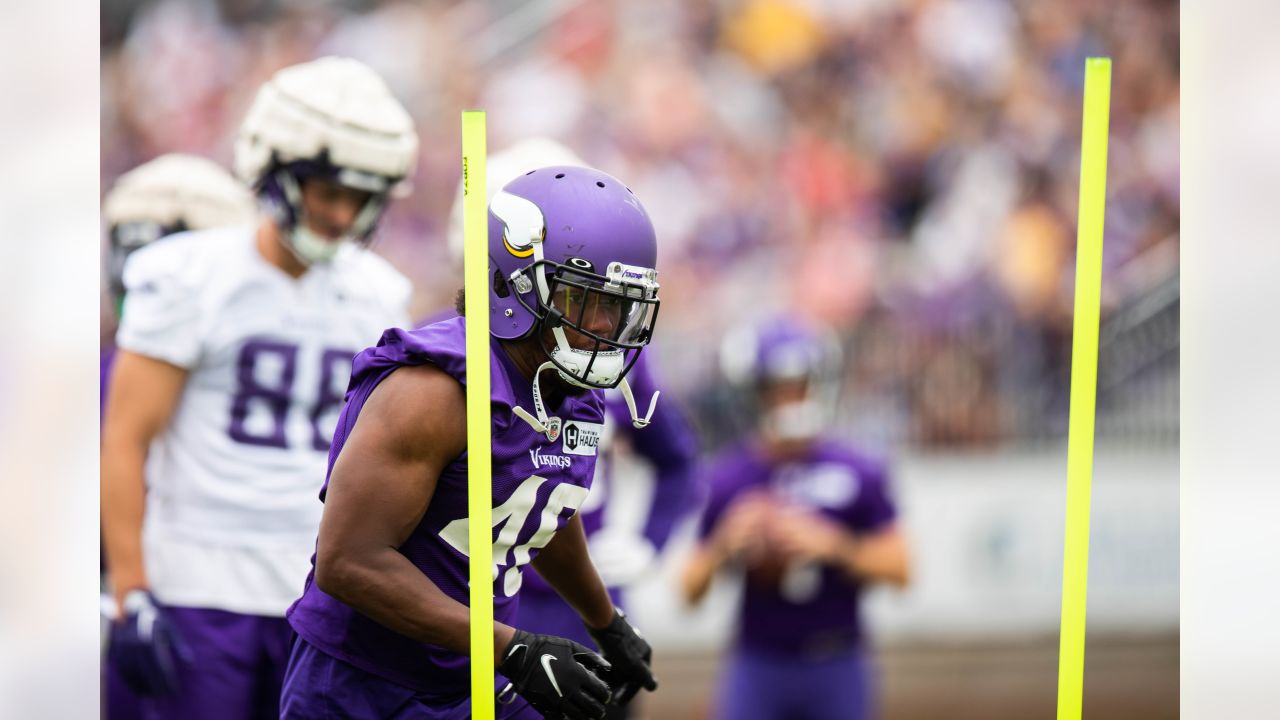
[617,448,1178,650]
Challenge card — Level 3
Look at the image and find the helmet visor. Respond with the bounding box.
[542,264,659,350]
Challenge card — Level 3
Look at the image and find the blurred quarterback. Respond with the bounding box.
[682,317,911,720]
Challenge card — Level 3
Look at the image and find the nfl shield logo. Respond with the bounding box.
[545,417,562,442]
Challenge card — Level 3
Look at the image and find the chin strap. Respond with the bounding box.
[618,376,659,429]
[513,362,563,441]
[512,362,661,436]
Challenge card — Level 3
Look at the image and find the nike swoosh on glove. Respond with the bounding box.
[499,628,612,720]
[586,608,658,706]
[107,590,190,697]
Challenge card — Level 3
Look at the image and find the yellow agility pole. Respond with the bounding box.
[462,110,495,720]
[1056,57,1111,720]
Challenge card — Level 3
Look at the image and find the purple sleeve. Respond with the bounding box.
[607,352,699,551]
[319,319,476,498]
[851,459,897,533]
[694,453,742,542]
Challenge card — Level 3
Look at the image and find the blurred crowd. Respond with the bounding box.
[101,0,1179,451]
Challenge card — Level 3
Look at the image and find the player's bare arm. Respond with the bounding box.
[680,544,723,607]
[680,494,772,605]
[771,511,911,588]
[314,363,516,664]
[530,513,616,630]
[837,524,911,588]
[101,349,189,612]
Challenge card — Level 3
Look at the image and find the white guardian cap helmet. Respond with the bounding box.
[104,153,255,297]
[234,56,419,265]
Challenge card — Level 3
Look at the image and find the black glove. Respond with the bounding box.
[499,628,612,720]
[107,590,189,697]
[586,609,657,706]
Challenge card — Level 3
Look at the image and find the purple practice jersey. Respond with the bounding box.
[287,316,606,700]
[416,311,697,560]
[698,439,896,659]
[517,349,697,648]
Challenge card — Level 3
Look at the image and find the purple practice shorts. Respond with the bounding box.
[713,646,873,720]
[280,635,544,719]
[122,606,293,720]
[103,644,143,720]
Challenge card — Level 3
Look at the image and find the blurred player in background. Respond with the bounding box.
[100,152,255,719]
[101,153,256,414]
[102,153,256,335]
[441,138,699,720]
[682,317,910,720]
[283,166,660,719]
[101,57,416,719]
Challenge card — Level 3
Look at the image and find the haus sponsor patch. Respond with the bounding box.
[561,420,603,456]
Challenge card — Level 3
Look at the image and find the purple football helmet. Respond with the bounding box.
[721,316,842,442]
[488,165,660,390]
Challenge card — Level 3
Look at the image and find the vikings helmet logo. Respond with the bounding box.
[491,189,544,258]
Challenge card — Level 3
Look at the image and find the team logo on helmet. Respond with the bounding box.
[491,189,544,258]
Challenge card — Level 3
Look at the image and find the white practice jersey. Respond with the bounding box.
[116,225,411,615]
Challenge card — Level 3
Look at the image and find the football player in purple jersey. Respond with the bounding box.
[282,166,662,719]
[431,138,698,720]
[100,153,254,720]
[102,58,416,719]
[682,317,911,720]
